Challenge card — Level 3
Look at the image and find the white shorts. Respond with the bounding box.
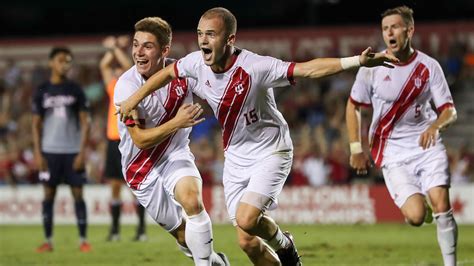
[131,151,201,232]
[223,152,293,223]
[382,148,450,208]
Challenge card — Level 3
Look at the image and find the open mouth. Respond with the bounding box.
[136,59,149,66]
[389,39,397,46]
[202,48,212,54]
[201,48,213,62]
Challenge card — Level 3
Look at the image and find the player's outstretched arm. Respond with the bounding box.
[419,107,457,150]
[293,47,399,79]
[116,62,177,122]
[127,103,205,149]
[346,100,371,175]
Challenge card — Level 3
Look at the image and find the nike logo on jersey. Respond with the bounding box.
[205,80,211,88]
[383,75,391,81]
[204,238,213,244]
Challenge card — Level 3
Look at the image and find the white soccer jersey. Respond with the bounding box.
[350,50,455,167]
[175,49,295,166]
[114,64,195,190]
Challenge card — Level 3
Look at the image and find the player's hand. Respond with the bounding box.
[34,153,48,172]
[117,35,131,49]
[73,152,85,171]
[419,124,439,150]
[115,97,139,123]
[359,47,399,68]
[349,152,372,175]
[103,36,117,49]
[172,103,206,128]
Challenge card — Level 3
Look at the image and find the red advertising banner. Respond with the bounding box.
[0,184,472,224]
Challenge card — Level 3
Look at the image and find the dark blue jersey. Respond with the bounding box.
[32,80,89,153]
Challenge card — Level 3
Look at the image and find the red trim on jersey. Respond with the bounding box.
[173,61,180,78]
[437,102,454,113]
[216,67,252,150]
[371,62,429,167]
[125,118,145,127]
[349,96,372,108]
[287,62,296,85]
[394,50,418,66]
[125,78,189,190]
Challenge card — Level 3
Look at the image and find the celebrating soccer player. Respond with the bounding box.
[346,6,458,266]
[114,17,229,265]
[116,7,398,266]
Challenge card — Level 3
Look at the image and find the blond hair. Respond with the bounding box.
[202,7,237,36]
[381,6,414,27]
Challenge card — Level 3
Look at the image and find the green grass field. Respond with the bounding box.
[1,224,473,265]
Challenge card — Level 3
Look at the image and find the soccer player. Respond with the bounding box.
[99,35,147,242]
[116,8,398,266]
[345,6,457,266]
[114,17,228,266]
[32,47,91,252]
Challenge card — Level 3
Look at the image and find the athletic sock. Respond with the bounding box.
[42,200,54,240]
[434,209,457,266]
[177,242,193,259]
[74,200,87,239]
[110,200,121,234]
[267,227,290,250]
[185,210,223,266]
[136,202,146,235]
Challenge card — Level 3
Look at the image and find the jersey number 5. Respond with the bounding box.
[244,108,259,125]
[414,104,421,118]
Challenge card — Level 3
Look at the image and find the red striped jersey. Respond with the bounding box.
[175,49,295,167]
[349,50,454,167]
[114,64,195,190]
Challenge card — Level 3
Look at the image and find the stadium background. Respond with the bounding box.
[0,0,474,265]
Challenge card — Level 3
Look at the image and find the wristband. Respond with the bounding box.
[341,56,361,70]
[350,142,363,154]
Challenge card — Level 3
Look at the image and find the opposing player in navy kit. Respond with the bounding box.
[32,47,91,253]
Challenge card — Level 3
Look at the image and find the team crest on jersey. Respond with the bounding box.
[414,77,422,88]
[235,83,245,95]
[205,80,211,88]
[174,85,185,97]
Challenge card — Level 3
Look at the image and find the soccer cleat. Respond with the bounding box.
[215,252,231,266]
[133,233,148,242]
[424,200,434,224]
[276,232,302,266]
[36,242,53,253]
[79,241,92,252]
[107,233,120,242]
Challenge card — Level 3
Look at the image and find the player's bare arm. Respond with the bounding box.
[346,100,371,175]
[116,63,176,122]
[31,114,48,171]
[127,103,205,149]
[293,47,399,79]
[73,111,90,171]
[419,107,457,150]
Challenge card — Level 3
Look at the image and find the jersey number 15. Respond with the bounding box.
[244,108,259,126]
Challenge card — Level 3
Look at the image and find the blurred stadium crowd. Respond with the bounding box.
[1,34,473,188]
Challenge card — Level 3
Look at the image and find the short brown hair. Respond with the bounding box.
[202,7,237,36]
[381,6,414,27]
[134,17,172,47]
